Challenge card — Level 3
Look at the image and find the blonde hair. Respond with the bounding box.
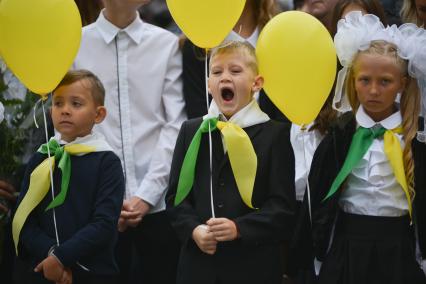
[401,0,424,26]
[209,41,258,74]
[346,40,420,201]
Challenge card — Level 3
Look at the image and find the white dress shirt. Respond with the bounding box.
[339,106,409,216]
[73,10,186,213]
[290,124,324,201]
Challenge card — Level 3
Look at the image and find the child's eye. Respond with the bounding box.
[358,77,369,84]
[211,70,222,75]
[53,101,63,107]
[73,101,82,107]
[381,79,391,85]
[231,69,242,74]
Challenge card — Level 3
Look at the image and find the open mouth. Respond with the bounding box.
[221,87,234,102]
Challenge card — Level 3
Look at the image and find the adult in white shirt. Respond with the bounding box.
[73,0,187,283]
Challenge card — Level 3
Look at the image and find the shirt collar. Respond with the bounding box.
[223,27,259,48]
[95,9,144,44]
[54,131,93,145]
[356,105,402,130]
[204,99,269,128]
[53,132,114,151]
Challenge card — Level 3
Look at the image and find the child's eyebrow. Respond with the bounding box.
[52,95,63,101]
[69,95,86,100]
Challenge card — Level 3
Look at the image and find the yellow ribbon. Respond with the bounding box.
[383,126,412,217]
[12,144,95,254]
[217,121,257,209]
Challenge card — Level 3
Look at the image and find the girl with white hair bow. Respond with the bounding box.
[301,11,426,284]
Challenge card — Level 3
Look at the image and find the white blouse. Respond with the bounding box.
[223,27,259,48]
[339,106,409,216]
[291,123,324,201]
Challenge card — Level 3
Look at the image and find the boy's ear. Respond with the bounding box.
[207,77,212,94]
[94,106,107,124]
[251,75,264,93]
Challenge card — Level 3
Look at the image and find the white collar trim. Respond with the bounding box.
[356,105,402,130]
[204,99,269,128]
[95,9,144,44]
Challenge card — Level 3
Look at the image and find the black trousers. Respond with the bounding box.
[115,210,180,284]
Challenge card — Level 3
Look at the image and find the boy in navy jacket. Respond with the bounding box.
[13,70,125,284]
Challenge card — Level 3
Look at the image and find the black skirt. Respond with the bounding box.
[318,212,426,284]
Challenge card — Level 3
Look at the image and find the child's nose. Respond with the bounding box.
[61,104,71,115]
[369,82,379,96]
[220,71,231,82]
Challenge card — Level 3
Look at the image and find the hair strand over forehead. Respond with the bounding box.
[209,41,258,74]
[54,69,105,106]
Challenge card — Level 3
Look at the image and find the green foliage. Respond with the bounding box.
[0,70,37,180]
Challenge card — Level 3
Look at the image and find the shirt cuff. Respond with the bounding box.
[48,245,64,267]
[314,258,322,276]
[422,260,426,275]
[134,179,166,207]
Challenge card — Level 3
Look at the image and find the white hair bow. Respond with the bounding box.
[333,11,426,142]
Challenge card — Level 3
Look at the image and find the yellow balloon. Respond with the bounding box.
[0,0,81,95]
[256,11,336,125]
[166,0,246,48]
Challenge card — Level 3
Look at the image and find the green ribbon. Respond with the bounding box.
[175,118,218,206]
[38,139,71,210]
[323,126,386,201]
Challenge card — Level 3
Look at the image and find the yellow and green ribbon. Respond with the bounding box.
[174,117,257,209]
[324,126,411,217]
[12,139,95,253]
[383,127,411,217]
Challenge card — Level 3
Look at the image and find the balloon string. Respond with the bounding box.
[237,24,243,36]
[41,97,60,246]
[33,98,43,129]
[205,49,215,218]
[301,124,312,225]
[204,49,209,113]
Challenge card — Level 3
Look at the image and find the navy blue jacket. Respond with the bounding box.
[17,151,124,275]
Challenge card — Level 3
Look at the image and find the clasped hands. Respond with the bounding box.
[118,196,151,232]
[192,218,239,255]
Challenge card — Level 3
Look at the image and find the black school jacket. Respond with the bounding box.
[166,118,296,284]
[294,112,426,267]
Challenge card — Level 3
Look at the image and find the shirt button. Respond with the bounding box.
[217,204,224,208]
[219,180,225,187]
